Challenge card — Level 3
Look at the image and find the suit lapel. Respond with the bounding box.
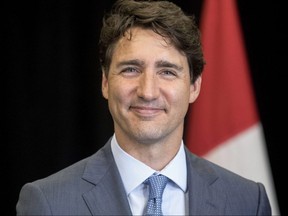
[79,140,226,215]
[81,140,132,215]
[185,148,226,215]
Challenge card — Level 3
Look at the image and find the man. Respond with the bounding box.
[16,0,271,215]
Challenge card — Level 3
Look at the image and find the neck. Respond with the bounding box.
[115,131,183,171]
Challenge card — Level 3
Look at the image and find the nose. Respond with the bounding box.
[137,72,160,101]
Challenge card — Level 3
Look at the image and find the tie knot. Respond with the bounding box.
[145,174,169,199]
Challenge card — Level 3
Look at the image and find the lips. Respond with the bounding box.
[129,105,165,117]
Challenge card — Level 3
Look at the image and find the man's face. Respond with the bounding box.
[102,27,201,145]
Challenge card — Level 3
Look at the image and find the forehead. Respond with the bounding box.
[112,27,188,66]
[121,27,170,46]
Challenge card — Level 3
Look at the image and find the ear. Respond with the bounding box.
[102,70,109,100]
[189,76,202,103]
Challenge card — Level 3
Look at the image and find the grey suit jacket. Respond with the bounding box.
[16,138,271,215]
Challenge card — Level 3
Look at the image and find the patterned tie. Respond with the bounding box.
[144,174,169,216]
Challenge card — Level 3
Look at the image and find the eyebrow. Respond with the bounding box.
[116,59,145,68]
[155,60,183,71]
[116,59,183,71]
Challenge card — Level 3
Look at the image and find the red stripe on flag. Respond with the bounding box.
[185,0,258,155]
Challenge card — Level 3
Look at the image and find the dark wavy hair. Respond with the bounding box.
[99,0,205,83]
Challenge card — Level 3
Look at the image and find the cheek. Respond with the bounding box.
[168,86,192,117]
[108,81,133,106]
[168,83,191,104]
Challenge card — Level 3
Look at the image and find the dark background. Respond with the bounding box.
[3,0,287,215]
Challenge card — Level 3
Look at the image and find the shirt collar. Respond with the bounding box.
[159,142,187,192]
[111,134,187,195]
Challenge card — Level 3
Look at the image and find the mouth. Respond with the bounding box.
[129,105,165,117]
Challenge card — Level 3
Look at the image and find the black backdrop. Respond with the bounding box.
[3,1,287,215]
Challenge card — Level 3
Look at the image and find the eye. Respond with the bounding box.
[123,67,137,73]
[159,70,177,78]
[120,67,140,77]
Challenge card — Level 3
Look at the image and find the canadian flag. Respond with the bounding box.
[185,0,279,214]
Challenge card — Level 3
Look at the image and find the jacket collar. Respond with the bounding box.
[185,146,226,215]
[80,139,225,215]
[81,139,132,215]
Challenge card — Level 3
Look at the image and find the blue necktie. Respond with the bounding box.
[144,174,169,216]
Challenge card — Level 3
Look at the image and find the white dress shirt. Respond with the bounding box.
[111,134,188,215]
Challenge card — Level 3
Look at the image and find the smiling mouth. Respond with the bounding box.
[129,106,165,117]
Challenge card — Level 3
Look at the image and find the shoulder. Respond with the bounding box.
[20,154,92,202]
[27,140,113,190]
[16,155,93,215]
[185,148,271,214]
[16,140,114,215]
[185,146,260,187]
